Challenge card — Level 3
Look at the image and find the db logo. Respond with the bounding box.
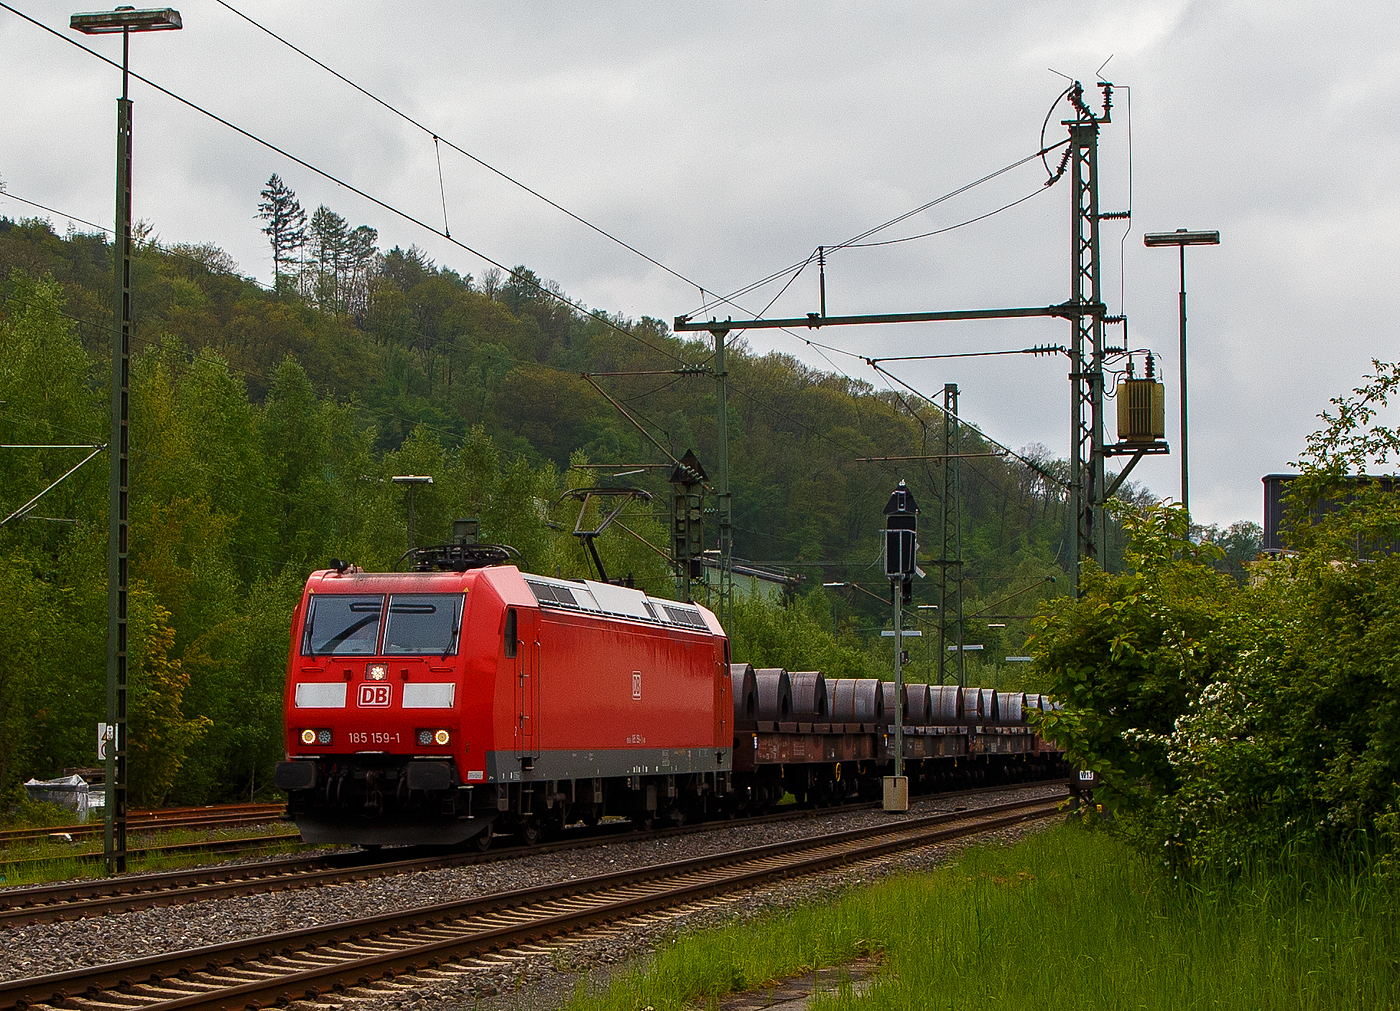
[358,683,392,708]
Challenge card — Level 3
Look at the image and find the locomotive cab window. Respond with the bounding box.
[383,594,465,655]
[302,595,384,656]
[504,608,518,658]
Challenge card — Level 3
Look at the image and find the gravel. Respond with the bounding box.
[0,782,1067,998]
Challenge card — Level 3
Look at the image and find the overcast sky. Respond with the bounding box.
[2,1,1396,528]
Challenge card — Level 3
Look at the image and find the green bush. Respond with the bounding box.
[1031,363,1400,873]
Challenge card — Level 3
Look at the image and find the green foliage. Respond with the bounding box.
[1194,519,1263,583]
[727,590,882,680]
[1033,380,1400,873]
[1285,359,1400,556]
[126,588,212,807]
[1032,503,1238,819]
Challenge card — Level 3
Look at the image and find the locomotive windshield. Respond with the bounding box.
[302,595,384,655]
[382,594,465,655]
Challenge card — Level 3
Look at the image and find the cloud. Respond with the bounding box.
[1,0,1395,527]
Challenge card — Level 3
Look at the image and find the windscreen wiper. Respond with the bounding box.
[314,614,379,656]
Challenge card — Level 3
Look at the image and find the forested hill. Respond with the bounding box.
[0,205,1085,804]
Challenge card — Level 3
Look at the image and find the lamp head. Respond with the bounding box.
[1143,228,1220,248]
[71,7,182,33]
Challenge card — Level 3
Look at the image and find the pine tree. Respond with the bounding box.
[309,205,350,310]
[257,174,306,290]
[345,224,379,319]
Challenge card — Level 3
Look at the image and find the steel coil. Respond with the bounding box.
[730,663,758,730]
[754,668,793,722]
[789,671,829,720]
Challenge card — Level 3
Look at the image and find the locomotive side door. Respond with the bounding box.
[512,607,540,768]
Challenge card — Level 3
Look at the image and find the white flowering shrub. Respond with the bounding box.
[1032,499,1400,875]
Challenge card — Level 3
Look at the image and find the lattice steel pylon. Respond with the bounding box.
[1066,82,1112,593]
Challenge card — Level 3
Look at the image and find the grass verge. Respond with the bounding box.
[565,824,1400,1010]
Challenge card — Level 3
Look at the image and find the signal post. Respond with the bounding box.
[882,480,920,812]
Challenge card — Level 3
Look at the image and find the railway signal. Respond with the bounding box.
[882,479,922,812]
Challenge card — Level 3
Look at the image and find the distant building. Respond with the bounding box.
[701,552,802,602]
[1262,473,1398,555]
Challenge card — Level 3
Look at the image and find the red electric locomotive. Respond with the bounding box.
[274,559,732,846]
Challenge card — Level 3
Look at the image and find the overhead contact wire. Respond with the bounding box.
[213,0,707,298]
[687,140,1068,320]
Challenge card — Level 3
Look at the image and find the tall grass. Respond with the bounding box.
[565,826,1400,1010]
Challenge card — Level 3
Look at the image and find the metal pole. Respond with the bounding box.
[1067,104,1105,591]
[406,485,416,550]
[951,387,965,688]
[938,386,952,686]
[940,384,964,688]
[892,593,904,781]
[714,328,732,628]
[1089,131,1106,564]
[105,25,132,876]
[1178,244,1188,516]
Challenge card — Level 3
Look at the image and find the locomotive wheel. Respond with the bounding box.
[474,823,493,852]
[517,817,542,846]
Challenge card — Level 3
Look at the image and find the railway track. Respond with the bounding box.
[0,804,287,847]
[0,829,306,875]
[0,791,1062,1011]
[0,780,1068,926]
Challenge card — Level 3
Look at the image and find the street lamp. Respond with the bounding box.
[821,582,845,639]
[392,475,434,550]
[70,4,182,877]
[1143,228,1220,516]
[916,604,938,683]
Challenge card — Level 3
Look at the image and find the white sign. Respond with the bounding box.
[1079,769,1095,781]
[97,722,114,761]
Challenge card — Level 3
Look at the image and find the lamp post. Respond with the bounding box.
[392,475,434,550]
[1143,228,1220,516]
[821,582,845,639]
[70,4,182,877]
[917,604,938,683]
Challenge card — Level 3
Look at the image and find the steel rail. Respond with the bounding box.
[0,829,306,874]
[0,805,287,846]
[0,793,1063,1011]
[0,780,1067,926]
